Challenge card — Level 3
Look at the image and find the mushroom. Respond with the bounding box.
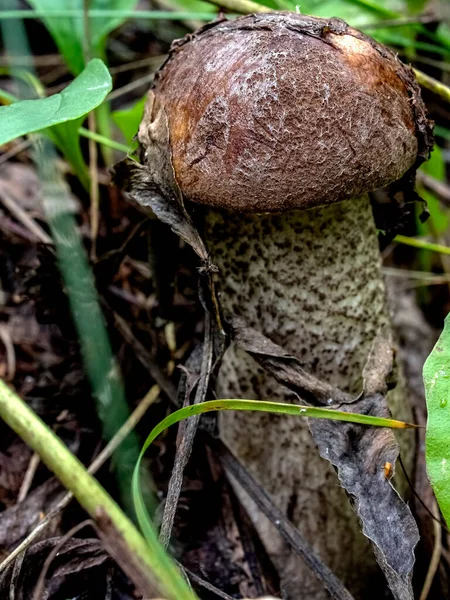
[138,12,431,599]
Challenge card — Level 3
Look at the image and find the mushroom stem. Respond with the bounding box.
[203,194,412,599]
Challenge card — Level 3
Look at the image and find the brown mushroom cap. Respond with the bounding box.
[147,13,428,213]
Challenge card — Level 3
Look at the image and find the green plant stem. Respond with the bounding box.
[78,126,130,153]
[95,101,114,165]
[145,400,416,440]
[395,234,450,256]
[0,378,196,600]
[132,398,416,544]
[413,69,450,104]
[0,9,217,19]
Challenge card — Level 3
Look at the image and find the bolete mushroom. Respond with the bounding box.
[137,12,432,599]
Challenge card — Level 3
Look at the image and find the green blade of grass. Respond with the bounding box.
[132,399,416,544]
[394,235,450,256]
[78,125,130,153]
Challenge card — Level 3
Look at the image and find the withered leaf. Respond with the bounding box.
[230,317,419,600]
[309,397,418,600]
[229,316,351,405]
[112,91,210,267]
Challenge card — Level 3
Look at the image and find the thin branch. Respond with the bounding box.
[362,13,440,30]
[107,72,156,102]
[159,311,214,548]
[417,171,450,207]
[183,565,236,600]
[112,310,179,403]
[0,324,16,381]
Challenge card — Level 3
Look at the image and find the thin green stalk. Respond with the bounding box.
[0,9,217,19]
[78,126,130,153]
[148,400,416,435]
[95,101,114,165]
[0,378,196,600]
[132,399,416,544]
[82,0,100,256]
[395,234,450,256]
[414,69,450,104]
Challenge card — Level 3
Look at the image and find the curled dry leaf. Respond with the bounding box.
[112,92,213,272]
[229,316,351,406]
[231,318,419,600]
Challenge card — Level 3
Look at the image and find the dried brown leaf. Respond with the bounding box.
[112,92,211,268]
[230,318,419,600]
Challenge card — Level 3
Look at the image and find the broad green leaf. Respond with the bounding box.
[0,59,111,146]
[112,94,146,145]
[27,0,139,75]
[424,314,450,527]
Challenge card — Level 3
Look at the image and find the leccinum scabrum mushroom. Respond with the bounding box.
[140,12,431,599]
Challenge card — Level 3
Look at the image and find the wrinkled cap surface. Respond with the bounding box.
[143,13,430,213]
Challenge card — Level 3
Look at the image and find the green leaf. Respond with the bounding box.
[112,94,146,145]
[0,58,111,146]
[132,398,414,542]
[423,314,450,527]
[27,0,140,74]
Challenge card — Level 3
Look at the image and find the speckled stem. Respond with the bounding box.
[203,195,413,600]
